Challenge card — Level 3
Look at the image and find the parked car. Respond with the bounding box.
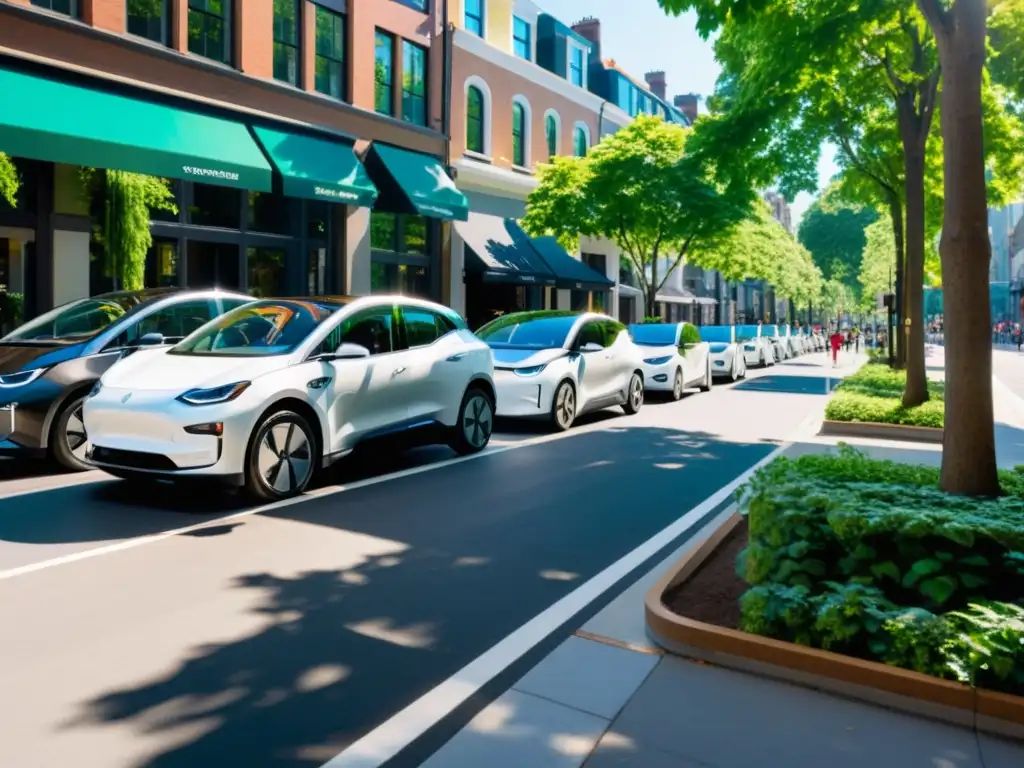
[763,324,790,361]
[83,296,495,500]
[0,288,251,470]
[629,322,712,400]
[736,324,775,368]
[700,325,747,381]
[779,324,802,357]
[476,310,644,432]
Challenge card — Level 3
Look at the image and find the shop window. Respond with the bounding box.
[464,0,484,37]
[273,0,301,86]
[315,5,346,100]
[307,200,330,239]
[371,263,429,297]
[545,113,558,158]
[370,212,429,255]
[127,0,168,44]
[31,0,77,16]
[307,246,327,295]
[374,30,394,116]
[512,102,526,167]
[189,183,241,229]
[402,215,428,255]
[150,180,181,223]
[188,0,232,65]
[513,17,531,61]
[402,41,427,126]
[247,247,287,298]
[466,86,485,154]
[248,190,291,235]
[145,238,179,287]
[187,241,240,290]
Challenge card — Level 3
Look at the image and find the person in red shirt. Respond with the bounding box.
[829,329,843,367]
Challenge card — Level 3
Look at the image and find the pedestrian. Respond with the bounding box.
[1016,325,1022,352]
[830,329,843,367]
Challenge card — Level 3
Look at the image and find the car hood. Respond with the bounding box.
[0,342,87,374]
[638,344,677,359]
[101,347,289,392]
[491,346,568,369]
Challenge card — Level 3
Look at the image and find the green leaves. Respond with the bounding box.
[0,152,18,208]
[824,362,946,427]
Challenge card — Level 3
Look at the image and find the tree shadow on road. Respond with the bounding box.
[55,427,776,768]
[733,375,842,395]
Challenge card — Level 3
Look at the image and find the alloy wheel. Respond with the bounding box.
[556,385,576,429]
[462,393,493,449]
[630,375,644,410]
[257,421,313,494]
[65,402,90,462]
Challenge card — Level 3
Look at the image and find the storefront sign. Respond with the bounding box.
[417,204,456,218]
[314,186,360,201]
[182,166,240,182]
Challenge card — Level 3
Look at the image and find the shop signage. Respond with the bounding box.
[417,204,456,218]
[182,166,240,182]
[314,186,360,201]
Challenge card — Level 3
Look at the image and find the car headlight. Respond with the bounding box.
[0,367,46,387]
[643,356,673,365]
[176,381,251,406]
[88,380,103,397]
[514,364,547,377]
[744,345,756,351]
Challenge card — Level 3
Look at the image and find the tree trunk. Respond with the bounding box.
[886,195,907,368]
[901,147,929,406]
[929,0,1000,495]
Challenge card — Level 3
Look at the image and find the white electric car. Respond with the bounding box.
[83,296,495,500]
[629,322,712,399]
[701,325,747,381]
[779,324,802,357]
[476,310,645,431]
[736,324,774,368]
[764,324,790,361]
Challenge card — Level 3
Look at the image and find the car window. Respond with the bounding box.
[218,297,253,313]
[136,300,215,342]
[336,307,394,356]
[402,307,455,348]
[576,321,605,349]
[171,300,336,357]
[602,320,627,347]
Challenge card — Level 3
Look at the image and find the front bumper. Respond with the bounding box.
[709,354,732,377]
[640,361,677,391]
[493,369,555,418]
[83,386,256,479]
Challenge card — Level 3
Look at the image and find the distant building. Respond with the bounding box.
[764,191,794,235]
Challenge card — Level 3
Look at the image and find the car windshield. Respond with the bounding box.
[476,311,578,349]
[628,324,678,346]
[700,326,733,343]
[1,295,142,344]
[170,300,338,356]
[736,325,760,343]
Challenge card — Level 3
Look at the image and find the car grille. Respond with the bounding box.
[90,445,178,471]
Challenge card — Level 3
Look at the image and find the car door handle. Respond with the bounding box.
[392,366,407,377]
[445,353,466,362]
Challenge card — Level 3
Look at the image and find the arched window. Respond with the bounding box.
[512,102,526,166]
[574,126,588,157]
[545,113,558,158]
[467,85,485,154]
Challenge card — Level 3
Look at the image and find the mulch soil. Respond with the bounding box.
[663,518,749,629]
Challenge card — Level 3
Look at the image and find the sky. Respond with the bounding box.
[534,0,840,227]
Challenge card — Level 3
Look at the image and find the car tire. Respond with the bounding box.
[700,362,712,392]
[671,367,684,401]
[244,409,318,502]
[759,352,767,369]
[739,359,747,379]
[550,380,577,432]
[623,372,644,415]
[50,393,92,472]
[449,385,494,456]
[730,359,739,383]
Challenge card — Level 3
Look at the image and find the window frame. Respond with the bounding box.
[272,0,302,86]
[314,3,347,101]
[573,125,589,157]
[374,29,395,116]
[326,305,398,357]
[512,16,531,61]
[568,42,586,88]
[187,0,233,66]
[401,40,428,126]
[544,111,559,158]
[464,0,485,37]
[511,101,526,167]
[399,305,456,349]
[126,0,169,44]
[30,0,78,17]
[466,84,486,155]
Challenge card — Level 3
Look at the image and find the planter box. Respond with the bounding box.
[819,419,944,444]
[644,512,1024,740]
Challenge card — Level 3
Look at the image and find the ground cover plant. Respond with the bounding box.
[825,364,945,428]
[737,446,1024,694]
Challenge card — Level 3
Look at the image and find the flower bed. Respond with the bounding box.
[824,364,945,428]
[665,447,1024,696]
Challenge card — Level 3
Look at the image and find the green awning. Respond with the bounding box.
[252,126,378,206]
[0,67,272,191]
[364,143,469,221]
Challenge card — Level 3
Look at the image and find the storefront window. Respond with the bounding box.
[189,183,240,229]
[402,41,427,126]
[247,190,291,235]
[371,263,429,296]
[315,5,346,100]
[188,0,232,65]
[370,212,429,254]
[273,0,301,86]
[127,0,168,43]
[31,0,77,16]
[247,247,287,298]
[187,241,240,289]
[375,31,394,116]
[307,201,330,240]
[146,238,179,287]
[150,180,181,223]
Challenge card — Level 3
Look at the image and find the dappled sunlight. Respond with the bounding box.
[467,699,523,736]
[550,731,600,756]
[596,730,637,750]
[453,556,490,567]
[539,569,580,582]
[653,462,686,470]
[343,618,437,650]
[295,665,350,692]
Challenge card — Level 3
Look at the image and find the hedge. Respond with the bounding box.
[825,364,945,428]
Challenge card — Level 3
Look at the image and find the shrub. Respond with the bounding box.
[824,364,945,427]
[680,323,702,345]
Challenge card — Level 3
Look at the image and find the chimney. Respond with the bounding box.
[645,71,667,100]
[571,16,601,60]
[674,93,699,123]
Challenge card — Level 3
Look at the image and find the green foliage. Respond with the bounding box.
[0,291,24,329]
[797,188,878,291]
[0,152,18,208]
[990,0,1024,112]
[857,217,897,311]
[734,447,1024,692]
[680,323,702,345]
[824,363,945,427]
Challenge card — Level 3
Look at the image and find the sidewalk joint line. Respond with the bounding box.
[572,630,664,656]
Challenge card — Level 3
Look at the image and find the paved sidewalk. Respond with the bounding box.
[420,354,1024,768]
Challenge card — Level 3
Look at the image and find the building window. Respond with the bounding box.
[465,0,484,37]
[315,4,345,100]
[513,16,531,61]
[574,126,588,157]
[188,0,232,65]
[127,0,168,43]
[370,212,432,299]
[545,112,558,158]
[273,0,301,86]
[394,0,428,10]
[512,102,526,167]
[30,0,77,16]
[402,41,427,126]
[466,85,485,154]
[375,30,394,116]
[569,44,585,87]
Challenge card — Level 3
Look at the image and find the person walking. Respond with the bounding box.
[830,329,843,367]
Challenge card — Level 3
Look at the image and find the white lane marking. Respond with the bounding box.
[317,439,792,768]
[0,474,115,501]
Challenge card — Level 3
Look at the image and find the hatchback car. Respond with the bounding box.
[736,325,775,368]
[700,325,747,381]
[629,322,712,399]
[83,296,495,500]
[0,288,251,469]
[476,310,645,431]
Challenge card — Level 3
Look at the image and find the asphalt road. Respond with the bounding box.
[0,354,845,768]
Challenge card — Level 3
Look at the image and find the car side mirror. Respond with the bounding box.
[580,342,604,353]
[139,332,165,346]
[314,343,371,362]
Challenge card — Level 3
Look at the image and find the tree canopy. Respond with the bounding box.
[858,217,899,311]
[990,0,1024,110]
[797,187,879,290]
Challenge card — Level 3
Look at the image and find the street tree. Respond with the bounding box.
[0,153,17,207]
[798,186,879,294]
[858,217,899,312]
[989,0,1024,109]
[523,114,750,318]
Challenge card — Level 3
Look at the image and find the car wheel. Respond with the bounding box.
[623,372,644,414]
[700,362,712,392]
[51,394,91,471]
[671,367,684,401]
[244,410,317,502]
[759,352,766,368]
[550,380,577,432]
[730,358,739,383]
[739,359,747,379]
[449,386,494,456]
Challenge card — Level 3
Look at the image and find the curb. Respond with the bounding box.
[818,420,944,444]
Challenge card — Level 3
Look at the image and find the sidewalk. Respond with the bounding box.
[420,354,1024,768]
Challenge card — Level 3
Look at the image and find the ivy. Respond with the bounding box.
[0,152,19,208]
